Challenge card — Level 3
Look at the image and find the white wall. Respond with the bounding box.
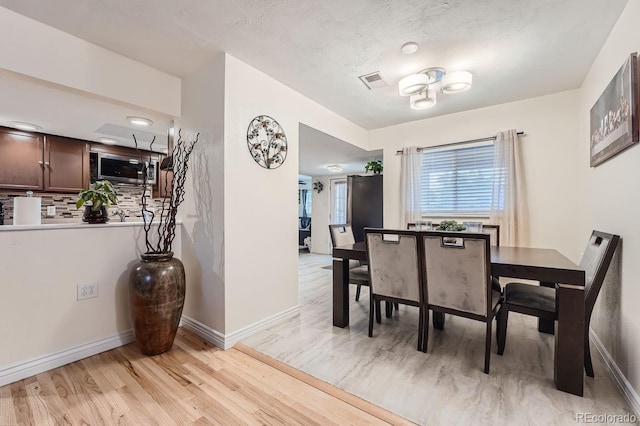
[0,6,180,116]
[578,0,640,398]
[178,54,226,334]
[223,54,368,333]
[0,223,180,385]
[370,90,582,257]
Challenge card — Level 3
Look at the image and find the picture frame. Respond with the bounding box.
[590,52,639,167]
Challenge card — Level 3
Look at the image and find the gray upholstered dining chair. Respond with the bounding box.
[364,228,426,352]
[329,224,369,301]
[420,231,500,373]
[497,230,619,377]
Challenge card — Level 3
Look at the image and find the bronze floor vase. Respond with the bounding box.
[129,251,186,355]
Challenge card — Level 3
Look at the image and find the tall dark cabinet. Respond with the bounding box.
[347,174,383,242]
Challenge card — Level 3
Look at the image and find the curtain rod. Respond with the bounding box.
[395,131,525,155]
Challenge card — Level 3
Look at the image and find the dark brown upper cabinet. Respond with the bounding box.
[0,127,89,193]
[44,135,90,192]
[0,127,44,191]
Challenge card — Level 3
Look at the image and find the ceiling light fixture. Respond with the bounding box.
[410,89,437,110]
[327,164,343,173]
[398,67,472,109]
[126,116,153,126]
[98,137,118,145]
[401,42,419,55]
[440,71,473,93]
[10,121,42,131]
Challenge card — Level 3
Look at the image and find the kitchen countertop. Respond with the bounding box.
[0,221,166,232]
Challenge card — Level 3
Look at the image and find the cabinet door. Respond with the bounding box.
[45,135,89,192]
[0,127,44,190]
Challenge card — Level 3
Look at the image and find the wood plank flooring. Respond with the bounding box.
[0,328,413,425]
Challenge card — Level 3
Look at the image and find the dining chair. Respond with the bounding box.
[364,228,426,352]
[329,224,369,301]
[482,224,500,247]
[420,231,500,373]
[496,230,619,377]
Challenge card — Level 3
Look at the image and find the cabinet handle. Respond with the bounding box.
[38,161,43,165]
[44,162,50,166]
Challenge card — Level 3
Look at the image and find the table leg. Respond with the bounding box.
[333,259,350,328]
[555,284,585,396]
[538,281,555,334]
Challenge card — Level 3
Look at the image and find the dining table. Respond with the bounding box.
[332,240,586,396]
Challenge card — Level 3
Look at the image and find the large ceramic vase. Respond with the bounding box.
[129,251,185,355]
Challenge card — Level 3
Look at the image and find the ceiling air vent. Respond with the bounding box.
[359,71,389,90]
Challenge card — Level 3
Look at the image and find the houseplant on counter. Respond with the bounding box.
[129,130,199,356]
[76,180,118,223]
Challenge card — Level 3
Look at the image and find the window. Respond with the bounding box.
[331,180,347,224]
[420,142,500,217]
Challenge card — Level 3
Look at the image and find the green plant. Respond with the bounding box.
[76,180,118,211]
[436,220,467,231]
[364,160,383,174]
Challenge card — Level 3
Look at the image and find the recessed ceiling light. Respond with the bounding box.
[401,42,419,55]
[127,116,153,126]
[98,137,118,145]
[10,121,42,131]
[327,165,343,173]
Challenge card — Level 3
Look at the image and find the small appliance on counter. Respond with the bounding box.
[13,191,42,225]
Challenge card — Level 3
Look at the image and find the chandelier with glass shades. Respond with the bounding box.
[398,67,472,110]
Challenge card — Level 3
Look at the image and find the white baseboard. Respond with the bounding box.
[0,329,135,387]
[181,305,300,350]
[590,329,640,417]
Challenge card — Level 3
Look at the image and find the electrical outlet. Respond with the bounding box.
[77,283,98,300]
[46,206,56,217]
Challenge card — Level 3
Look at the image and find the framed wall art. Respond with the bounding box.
[246,115,288,169]
[590,52,639,167]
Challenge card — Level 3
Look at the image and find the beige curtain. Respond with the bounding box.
[490,129,526,246]
[400,146,423,228]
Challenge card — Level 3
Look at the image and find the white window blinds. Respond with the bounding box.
[420,143,496,216]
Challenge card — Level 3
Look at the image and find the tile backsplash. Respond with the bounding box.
[0,185,165,224]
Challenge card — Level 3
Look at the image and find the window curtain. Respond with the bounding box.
[301,189,309,217]
[399,146,423,228]
[490,129,526,246]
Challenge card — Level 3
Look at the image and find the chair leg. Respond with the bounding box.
[419,307,428,353]
[497,306,509,355]
[355,284,361,301]
[484,319,492,374]
[385,301,393,318]
[368,295,374,337]
[433,311,445,330]
[375,299,382,324]
[585,336,595,377]
[394,302,399,310]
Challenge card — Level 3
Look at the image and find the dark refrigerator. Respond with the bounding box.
[347,174,383,242]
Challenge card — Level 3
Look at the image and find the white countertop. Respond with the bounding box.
[0,221,158,232]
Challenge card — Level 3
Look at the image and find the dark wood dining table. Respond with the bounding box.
[332,241,586,396]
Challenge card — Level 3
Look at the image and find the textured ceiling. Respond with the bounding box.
[0,0,628,130]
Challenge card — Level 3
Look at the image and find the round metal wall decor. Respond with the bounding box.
[246,115,288,169]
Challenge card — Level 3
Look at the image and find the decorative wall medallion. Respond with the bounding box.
[246,115,288,169]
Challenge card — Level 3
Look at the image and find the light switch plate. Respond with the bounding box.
[46,206,56,217]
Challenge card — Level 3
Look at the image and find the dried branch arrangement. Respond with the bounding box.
[134,129,199,254]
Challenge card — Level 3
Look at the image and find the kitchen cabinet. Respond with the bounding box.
[45,135,90,192]
[0,127,44,190]
[0,127,89,192]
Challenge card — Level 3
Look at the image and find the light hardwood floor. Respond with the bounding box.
[241,253,637,425]
[0,328,412,425]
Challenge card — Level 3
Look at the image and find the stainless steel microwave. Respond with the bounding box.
[91,152,157,185]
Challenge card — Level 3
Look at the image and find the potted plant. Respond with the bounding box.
[76,180,118,223]
[436,220,467,231]
[365,160,383,174]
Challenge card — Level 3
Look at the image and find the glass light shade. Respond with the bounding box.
[10,121,42,131]
[398,73,433,96]
[127,116,154,126]
[441,71,472,93]
[327,164,343,172]
[410,89,437,110]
